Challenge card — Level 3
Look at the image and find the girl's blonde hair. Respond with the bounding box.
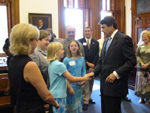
[47,42,63,62]
[10,23,39,55]
[67,40,82,57]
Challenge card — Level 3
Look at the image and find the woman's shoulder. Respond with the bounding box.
[25,61,38,69]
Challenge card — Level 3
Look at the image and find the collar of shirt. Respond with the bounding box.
[37,46,47,56]
[85,37,91,44]
[111,29,118,40]
[39,25,43,29]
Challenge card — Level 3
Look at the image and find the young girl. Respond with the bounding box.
[63,40,86,113]
[47,42,93,113]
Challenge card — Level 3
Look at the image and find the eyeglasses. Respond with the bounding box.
[67,31,75,34]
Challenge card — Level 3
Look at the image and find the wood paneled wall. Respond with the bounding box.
[10,0,20,27]
[58,0,126,40]
[131,0,150,50]
[86,0,101,40]
[58,0,66,39]
[58,0,101,40]
[110,0,125,33]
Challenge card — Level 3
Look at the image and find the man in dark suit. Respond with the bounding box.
[94,16,136,113]
[78,27,99,110]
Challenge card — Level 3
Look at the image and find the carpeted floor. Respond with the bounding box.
[83,79,150,113]
[0,79,149,113]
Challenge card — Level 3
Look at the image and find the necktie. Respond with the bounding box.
[87,39,90,49]
[105,37,112,55]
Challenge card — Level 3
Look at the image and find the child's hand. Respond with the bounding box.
[68,86,75,95]
[55,101,59,109]
[67,81,74,95]
[78,81,85,85]
[85,72,94,80]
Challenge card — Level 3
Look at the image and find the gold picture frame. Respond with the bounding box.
[28,13,52,30]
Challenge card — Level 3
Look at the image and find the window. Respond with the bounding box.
[65,8,83,39]
[100,0,112,38]
[0,5,8,53]
[63,0,85,40]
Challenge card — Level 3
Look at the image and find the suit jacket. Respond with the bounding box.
[94,31,136,97]
[38,25,46,30]
[78,38,99,69]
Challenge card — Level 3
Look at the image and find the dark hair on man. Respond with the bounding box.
[99,16,118,29]
[84,26,92,31]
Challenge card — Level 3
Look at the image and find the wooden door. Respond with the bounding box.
[134,13,150,48]
[132,0,150,49]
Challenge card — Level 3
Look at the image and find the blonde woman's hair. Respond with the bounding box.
[39,30,50,40]
[137,30,147,47]
[142,31,150,40]
[47,42,63,62]
[10,23,39,55]
[67,40,82,57]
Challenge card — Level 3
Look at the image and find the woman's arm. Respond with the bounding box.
[24,61,59,108]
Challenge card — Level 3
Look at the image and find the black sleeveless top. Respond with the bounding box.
[8,55,47,113]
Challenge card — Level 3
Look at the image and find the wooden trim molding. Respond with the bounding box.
[110,0,125,33]
[86,0,102,40]
[0,0,9,3]
[10,0,20,27]
[58,0,66,39]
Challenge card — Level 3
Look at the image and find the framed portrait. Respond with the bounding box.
[28,13,52,30]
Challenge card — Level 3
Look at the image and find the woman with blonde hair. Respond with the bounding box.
[135,30,150,104]
[47,42,94,113]
[137,30,147,47]
[8,23,59,113]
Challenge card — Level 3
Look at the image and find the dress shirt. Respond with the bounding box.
[110,29,120,79]
[85,37,91,49]
[85,37,91,45]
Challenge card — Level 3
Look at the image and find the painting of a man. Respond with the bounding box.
[29,13,52,30]
[37,19,47,30]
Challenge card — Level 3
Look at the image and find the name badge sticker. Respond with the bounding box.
[83,42,87,46]
[69,61,76,66]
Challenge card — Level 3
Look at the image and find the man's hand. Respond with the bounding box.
[88,68,94,72]
[86,62,95,68]
[105,73,116,83]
